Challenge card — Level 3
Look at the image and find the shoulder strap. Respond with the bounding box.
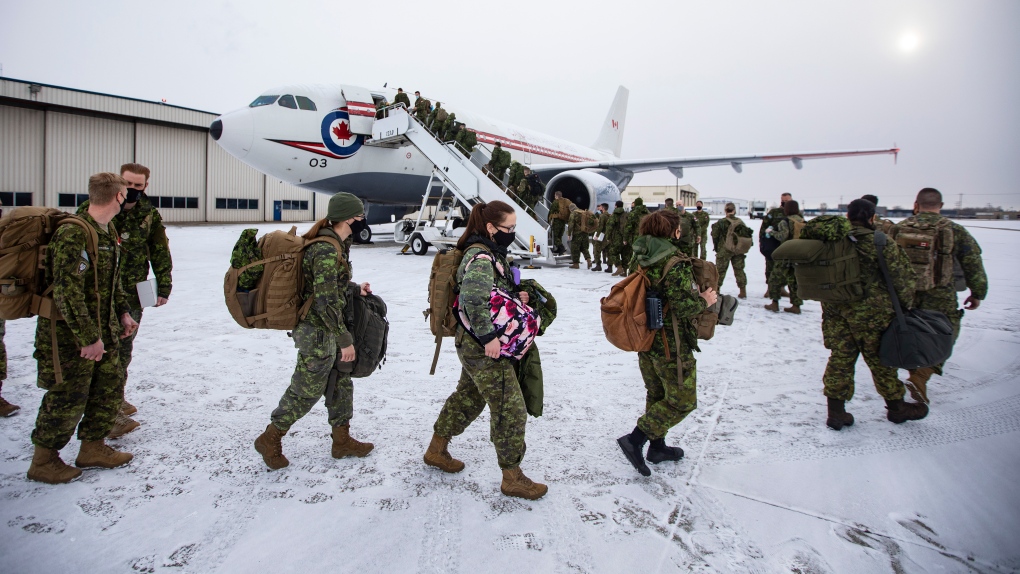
[655,255,687,287]
[874,231,906,329]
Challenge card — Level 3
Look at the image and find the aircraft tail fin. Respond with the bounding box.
[592,85,629,157]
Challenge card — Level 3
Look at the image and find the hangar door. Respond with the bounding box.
[0,106,44,208]
[136,123,207,223]
[45,112,133,211]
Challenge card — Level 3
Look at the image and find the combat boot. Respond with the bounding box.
[616,426,651,476]
[764,301,780,312]
[107,412,140,439]
[500,467,548,500]
[0,395,20,417]
[423,433,464,473]
[885,398,929,424]
[331,423,373,458]
[825,398,855,430]
[75,440,133,469]
[738,287,747,299]
[27,446,82,484]
[592,263,602,272]
[120,400,137,417]
[612,268,626,277]
[568,263,579,269]
[603,265,614,274]
[906,367,934,404]
[784,305,801,314]
[646,438,684,464]
[254,423,289,470]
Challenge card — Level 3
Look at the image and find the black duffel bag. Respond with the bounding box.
[760,235,781,258]
[875,233,954,370]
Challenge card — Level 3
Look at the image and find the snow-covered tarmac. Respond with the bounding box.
[1,219,1018,573]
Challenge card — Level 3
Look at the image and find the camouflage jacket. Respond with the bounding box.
[625,204,649,244]
[759,206,786,242]
[631,235,707,354]
[774,214,805,243]
[393,92,411,108]
[78,193,172,309]
[567,209,591,237]
[606,207,627,247]
[457,237,515,345]
[44,211,130,348]
[711,215,752,253]
[594,211,610,239]
[693,210,710,235]
[678,211,700,246]
[548,198,572,221]
[894,212,988,300]
[301,228,354,348]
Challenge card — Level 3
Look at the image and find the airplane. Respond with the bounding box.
[210,83,898,242]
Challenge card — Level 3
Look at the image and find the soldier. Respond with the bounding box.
[77,163,173,438]
[893,188,987,404]
[393,87,411,109]
[591,203,611,272]
[760,193,792,297]
[485,142,512,185]
[617,209,718,476]
[455,123,478,157]
[694,200,710,259]
[663,197,679,214]
[507,161,525,192]
[822,199,928,429]
[425,201,547,500]
[27,173,139,484]
[764,200,805,313]
[624,197,650,265]
[414,95,430,124]
[606,200,628,275]
[254,193,374,470]
[547,191,574,255]
[428,102,448,133]
[676,203,700,258]
[710,203,751,298]
[566,204,593,269]
[861,194,896,235]
[439,112,457,141]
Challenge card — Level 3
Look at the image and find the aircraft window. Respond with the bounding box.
[278,95,298,109]
[249,95,279,108]
[296,96,317,111]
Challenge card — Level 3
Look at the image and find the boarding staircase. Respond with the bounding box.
[366,106,558,261]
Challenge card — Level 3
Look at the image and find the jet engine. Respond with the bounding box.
[544,170,622,211]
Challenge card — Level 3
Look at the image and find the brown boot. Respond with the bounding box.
[825,398,855,431]
[885,398,929,424]
[107,412,140,439]
[568,263,579,269]
[612,268,626,277]
[738,287,747,299]
[254,424,289,469]
[120,400,137,417]
[27,446,82,484]
[500,467,548,500]
[75,439,133,469]
[784,305,801,314]
[764,301,779,312]
[906,367,934,405]
[0,395,20,417]
[331,424,373,458]
[423,433,465,473]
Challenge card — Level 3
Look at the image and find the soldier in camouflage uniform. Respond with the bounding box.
[710,203,752,298]
[765,200,805,313]
[892,188,988,404]
[820,200,929,429]
[694,201,710,259]
[393,88,411,109]
[605,201,628,275]
[78,163,173,438]
[455,124,478,157]
[760,193,792,295]
[425,201,547,500]
[617,210,717,476]
[27,173,139,484]
[516,167,538,211]
[254,193,374,470]
[566,204,593,269]
[624,198,650,267]
[676,203,700,258]
[485,142,512,186]
[590,203,610,272]
[547,191,574,255]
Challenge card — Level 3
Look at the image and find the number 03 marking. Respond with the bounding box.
[309,158,328,168]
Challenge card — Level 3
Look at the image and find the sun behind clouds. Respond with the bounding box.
[900,31,920,52]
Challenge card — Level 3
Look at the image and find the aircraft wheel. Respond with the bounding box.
[357,225,373,243]
[411,234,430,256]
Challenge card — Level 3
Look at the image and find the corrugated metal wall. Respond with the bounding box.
[136,123,207,223]
[265,178,316,222]
[314,192,330,220]
[45,112,133,209]
[0,106,45,201]
[206,137,264,223]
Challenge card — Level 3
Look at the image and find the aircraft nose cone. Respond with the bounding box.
[212,109,254,158]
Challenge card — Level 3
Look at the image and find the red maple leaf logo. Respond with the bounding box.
[332,121,353,142]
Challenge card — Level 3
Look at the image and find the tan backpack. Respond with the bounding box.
[424,243,489,374]
[601,257,684,353]
[895,217,954,291]
[224,227,342,330]
[724,219,753,255]
[682,253,721,340]
[792,219,806,239]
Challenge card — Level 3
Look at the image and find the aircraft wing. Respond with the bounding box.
[528,147,899,177]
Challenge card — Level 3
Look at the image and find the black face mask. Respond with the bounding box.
[696,206,702,211]
[492,229,516,248]
[125,188,141,204]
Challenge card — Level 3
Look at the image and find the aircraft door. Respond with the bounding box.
[339,85,377,135]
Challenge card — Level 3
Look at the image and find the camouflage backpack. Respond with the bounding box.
[772,215,864,303]
[724,219,753,255]
[424,242,489,374]
[894,216,954,292]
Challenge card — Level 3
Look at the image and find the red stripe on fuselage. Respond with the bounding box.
[469,129,597,163]
[270,140,346,159]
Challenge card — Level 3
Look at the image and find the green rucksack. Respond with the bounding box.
[336,283,389,379]
[772,215,863,303]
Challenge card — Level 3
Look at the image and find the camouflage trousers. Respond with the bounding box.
[764,256,776,284]
[271,320,352,432]
[0,318,7,383]
[570,235,591,265]
[609,244,632,270]
[768,264,802,305]
[699,232,708,260]
[636,349,698,440]
[914,286,964,376]
[433,329,527,469]
[592,240,608,264]
[550,219,567,252]
[32,319,124,450]
[715,251,747,289]
[120,308,143,397]
[821,303,905,401]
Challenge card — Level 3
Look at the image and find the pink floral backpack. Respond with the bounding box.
[453,250,540,360]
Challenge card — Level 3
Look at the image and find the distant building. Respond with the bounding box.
[622,184,699,208]
[700,197,749,216]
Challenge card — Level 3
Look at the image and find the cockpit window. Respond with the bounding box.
[296,96,317,111]
[278,95,298,109]
[249,95,279,107]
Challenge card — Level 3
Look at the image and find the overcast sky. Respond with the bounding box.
[3,0,1017,209]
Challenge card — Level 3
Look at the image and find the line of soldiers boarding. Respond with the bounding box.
[380,88,478,157]
[0,182,986,503]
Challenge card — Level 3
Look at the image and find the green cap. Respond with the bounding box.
[327,192,365,222]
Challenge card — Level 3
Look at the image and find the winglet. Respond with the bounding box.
[893,143,899,165]
[592,86,629,157]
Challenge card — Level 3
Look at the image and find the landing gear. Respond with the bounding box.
[351,219,372,244]
[411,233,430,256]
